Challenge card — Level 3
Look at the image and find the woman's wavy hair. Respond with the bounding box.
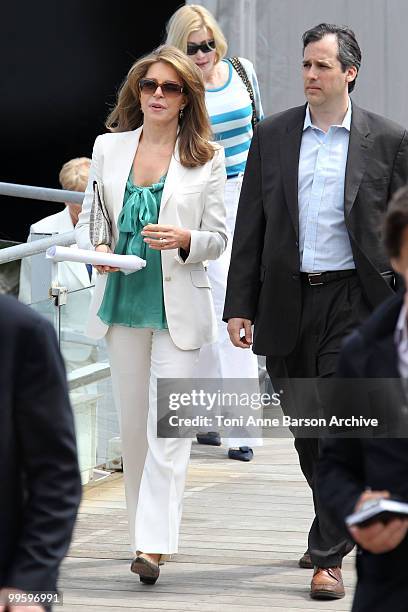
[166,4,228,64]
[106,45,215,167]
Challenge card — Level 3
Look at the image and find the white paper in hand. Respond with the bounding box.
[345,498,408,527]
[46,246,146,275]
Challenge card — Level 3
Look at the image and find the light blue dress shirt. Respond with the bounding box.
[298,101,355,272]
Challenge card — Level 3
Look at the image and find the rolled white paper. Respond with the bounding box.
[46,245,146,274]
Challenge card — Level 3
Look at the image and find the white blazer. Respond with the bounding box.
[76,127,227,350]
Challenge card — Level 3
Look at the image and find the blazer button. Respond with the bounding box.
[164,276,171,281]
[292,273,300,280]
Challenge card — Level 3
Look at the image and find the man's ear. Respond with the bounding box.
[345,66,357,84]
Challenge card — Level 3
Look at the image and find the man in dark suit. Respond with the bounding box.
[317,185,408,611]
[0,295,82,611]
[223,23,408,598]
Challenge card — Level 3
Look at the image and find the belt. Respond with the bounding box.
[301,269,357,286]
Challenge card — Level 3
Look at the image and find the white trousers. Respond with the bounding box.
[106,326,199,555]
[197,176,262,447]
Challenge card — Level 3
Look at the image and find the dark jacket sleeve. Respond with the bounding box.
[6,315,82,593]
[390,129,408,197]
[223,124,266,322]
[318,438,365,525]
[317,333,366,525]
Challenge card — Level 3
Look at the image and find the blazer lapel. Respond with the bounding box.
[159,140,188,214]
[280,106,306,240]
[344,105,374,217]
[109,128,142,233]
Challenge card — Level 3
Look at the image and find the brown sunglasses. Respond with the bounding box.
[139,78,184,97]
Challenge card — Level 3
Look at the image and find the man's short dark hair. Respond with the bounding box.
[384,186,408,258]
[302,23,361,93]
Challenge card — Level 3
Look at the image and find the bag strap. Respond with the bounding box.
[229,56,258,129]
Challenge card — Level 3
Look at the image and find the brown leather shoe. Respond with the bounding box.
[298,550,313,569]
[310,566,345,599]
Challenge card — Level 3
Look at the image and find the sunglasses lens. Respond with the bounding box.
[187,40,216,55]
[204,40,216,52]
[165,84,183,96]
[140,79,157,94]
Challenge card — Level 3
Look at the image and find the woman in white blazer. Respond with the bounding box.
[76,45,227,584]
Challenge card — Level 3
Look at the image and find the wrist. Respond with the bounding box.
[180,231,191,251]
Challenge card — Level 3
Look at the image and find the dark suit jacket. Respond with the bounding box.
[317,293,408,610]
[0,295,81,594]
[223,103,408,357]
[318,292,408,521]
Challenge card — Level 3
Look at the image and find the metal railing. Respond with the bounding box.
[0,182,84,264]
[0,231,76,264]
[0,182,119,480]
[0,181,84,204]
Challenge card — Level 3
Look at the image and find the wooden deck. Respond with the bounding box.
[60,438,356,611]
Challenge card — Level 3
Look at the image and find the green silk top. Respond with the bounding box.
[97,172,167,329]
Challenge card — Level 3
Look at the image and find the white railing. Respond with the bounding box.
[0,231,76,264]
[0,182,119,481]
[0,181,83,204]
[0,182,83,264]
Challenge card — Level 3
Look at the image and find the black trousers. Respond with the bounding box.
[266,273,370,567]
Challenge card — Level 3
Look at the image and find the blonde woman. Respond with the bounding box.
[167,4,263,461]
[76,45,227,584]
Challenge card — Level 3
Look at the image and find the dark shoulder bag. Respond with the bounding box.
[229,56,258,130]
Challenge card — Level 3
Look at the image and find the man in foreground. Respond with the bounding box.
[0,295,82,611]
[317,185,408,611]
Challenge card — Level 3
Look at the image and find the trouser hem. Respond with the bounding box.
[310,554,343,568]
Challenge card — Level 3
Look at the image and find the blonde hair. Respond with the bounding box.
[59,157,91,191]
[166,4,228,64]
[106,45,215,168]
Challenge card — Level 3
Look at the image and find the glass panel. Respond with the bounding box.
[0,240,21,295]
[60,286,120,480]
[18,235,57,305]
[29,294,61,342]
[14,251,121,481]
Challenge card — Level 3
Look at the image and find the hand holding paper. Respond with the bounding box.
[46,246,146,275]
[94,244,120,273]
[346,491,408,553]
